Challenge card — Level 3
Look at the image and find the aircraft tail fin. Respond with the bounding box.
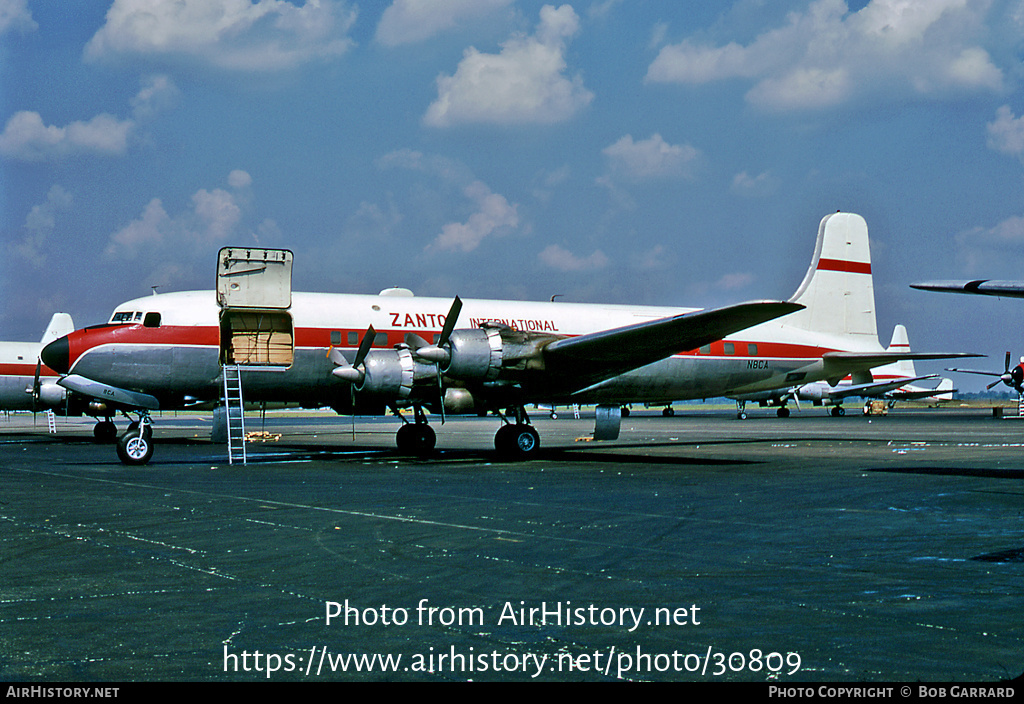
[931,377,955,402]
[786,212,879,345]
[40,313,74,346]
[886,324,917,377]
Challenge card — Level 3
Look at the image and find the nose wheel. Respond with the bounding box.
[115,413,154,465]
[494,406,540,458]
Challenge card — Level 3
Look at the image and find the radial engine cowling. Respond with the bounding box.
[441,328,503,381]
[795,384,826,402]
[354,347,437,399]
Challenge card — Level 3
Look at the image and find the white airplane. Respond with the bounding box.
[41,212,973,465]
[731,324,958,417]
[0,313,74,412]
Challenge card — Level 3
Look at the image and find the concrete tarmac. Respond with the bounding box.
[1,406,1022,682]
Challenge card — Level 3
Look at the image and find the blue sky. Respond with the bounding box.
[4,0,1024,391]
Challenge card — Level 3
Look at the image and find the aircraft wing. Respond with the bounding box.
[823,374,940,401]
[910,280,1024,298]
[886,385,957,401]
[542,300,802,389]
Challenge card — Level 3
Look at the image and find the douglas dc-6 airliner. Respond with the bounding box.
[42,212,974,464]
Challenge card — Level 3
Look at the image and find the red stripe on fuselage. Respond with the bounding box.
[63,322,845,369]
[0,363,59,377]
[817,258,871,275]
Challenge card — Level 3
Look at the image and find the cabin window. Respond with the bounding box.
[348,331,359,346]
[724,342,735,355]
[331,331,341,346]
[143,312,161,328]
[699,344,710,354]
[373,332,389,347]
[747,343,758,356]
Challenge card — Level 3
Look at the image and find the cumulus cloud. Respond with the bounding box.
[0,0,35,34]
[602,134,699,181]
[538,244,609,272]
[987,105,1024,161]
[85,0,357,71]
[0,77,178,162]
[375,0,512,47]
[731,170,779,197]
[0,111,134,162]
[428,181,519,252]
[424,4,593,126]
[646,0,1005,111]
[12,185,73,268]
[104,171,256,260]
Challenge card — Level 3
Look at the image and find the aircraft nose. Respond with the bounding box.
[41,335,69,374]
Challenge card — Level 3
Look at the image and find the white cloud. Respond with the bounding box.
[85,0,357,71]
[428,181,519,252]
[0,111,134,161]
[731,170,779,197]
[646,0,1004,111]
[538,244,609,272]
[1,78,178,162]
[13,185,73,268]
[375,0,512,47]
[424,4,593,126]
[0,0,35,34]
[987,105,1024,161]
[602,134,699,180]
[105,172,256,260]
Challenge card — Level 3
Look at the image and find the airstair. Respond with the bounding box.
[223,364,246,465]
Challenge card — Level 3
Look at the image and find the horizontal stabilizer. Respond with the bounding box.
[822,350,981,382]
[544,300,802,387]
[824,374,939,401]
[911,280,1024,298]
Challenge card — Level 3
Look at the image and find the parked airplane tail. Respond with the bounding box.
[887,324,916,378]
[785,212,878,345]
[931,377,955,402]
[40,313,74,346]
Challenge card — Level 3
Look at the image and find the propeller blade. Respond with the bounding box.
[353,326,376,368]
[404,332,430,350]
[987,379,1002,390]
[437,296,462,347]
[1005,351,1011,372]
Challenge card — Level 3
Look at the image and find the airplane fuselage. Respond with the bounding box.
[0,342,61,411]
[46,289,868,412]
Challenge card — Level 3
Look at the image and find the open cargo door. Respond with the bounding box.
[217,248,294,368]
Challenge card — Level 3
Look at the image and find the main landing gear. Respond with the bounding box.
[391,404,541,459]
[494,406,539,458]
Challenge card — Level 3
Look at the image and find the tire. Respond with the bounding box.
[116,430,154,466]
[495,424,540,458]
[396,424,435,455]
[93,420,117,443]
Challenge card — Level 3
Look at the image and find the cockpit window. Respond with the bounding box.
[111,311,135,323]
[143,312,161,328]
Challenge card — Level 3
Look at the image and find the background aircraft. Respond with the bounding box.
[947,351,1024,395]
[911,281,1024,298]
[731,324,960,417]
[43,212,975,465]
[0,313,74,413]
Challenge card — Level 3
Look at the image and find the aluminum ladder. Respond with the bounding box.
[222,365,247,465]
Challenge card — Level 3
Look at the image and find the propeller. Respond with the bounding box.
[25,358,42,412]
[408,296,462,366]
[405,296,463,423]
[330,326,376,386]
[948,350,1024,394]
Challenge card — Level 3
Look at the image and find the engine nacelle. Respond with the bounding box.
[38,382,67,408]
[355,347,437,399]
[441,328,503,381]
[795,384,826,402]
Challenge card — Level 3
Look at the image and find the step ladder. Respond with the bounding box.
[1018,392,1024,418]
[223,365,247,465]
[46,409,56,434]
